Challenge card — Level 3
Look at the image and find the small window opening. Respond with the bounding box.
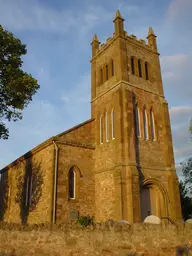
[131,57,135,74]
[138,59,142,77]
[145,62,149,80]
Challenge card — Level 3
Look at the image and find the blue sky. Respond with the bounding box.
[0,0,192,177]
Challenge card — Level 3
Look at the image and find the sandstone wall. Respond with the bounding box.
[55,119,95,223]
[2,144,54,224]
[0,222,191,256]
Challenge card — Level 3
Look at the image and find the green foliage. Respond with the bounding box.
[179,181,192,220]
[0,171,9,221]
[0,25,39,139]
[190,118,192,137]
[76,215,93,227]
[179,157,192,220]
[180,157,192,196]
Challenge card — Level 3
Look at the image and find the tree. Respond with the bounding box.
[180,157,192,196]
[0,25,39,139]
[179,181,192,220]
[179,157,192,220]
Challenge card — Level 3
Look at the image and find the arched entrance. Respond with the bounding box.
[140,178,169,221]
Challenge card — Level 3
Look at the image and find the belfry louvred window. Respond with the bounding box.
[100,69,103,84]
[106,65,109,80]
[111,60,114,76]
[131,57,135,74]
[145,62,149,80]
[138,59,142,77]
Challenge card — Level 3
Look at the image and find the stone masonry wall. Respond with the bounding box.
[55,119,95,223]
[3,144,54,224]
[0,222,191,256]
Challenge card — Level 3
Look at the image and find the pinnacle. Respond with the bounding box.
[92,34,99,42]
[148,26,156,36]
[114,9,124,20]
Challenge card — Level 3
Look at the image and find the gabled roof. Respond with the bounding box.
[0,118,95,173]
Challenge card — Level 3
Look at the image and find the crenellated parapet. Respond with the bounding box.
[91,10,159,60]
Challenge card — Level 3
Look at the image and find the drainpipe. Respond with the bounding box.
[52,140,58,224]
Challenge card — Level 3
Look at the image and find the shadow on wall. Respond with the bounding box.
[132,91,144,183]
[0,171,9,221]
[15,155,43,225]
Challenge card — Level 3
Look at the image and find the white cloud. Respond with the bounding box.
[170,106,192,125]
[0,0,111,37]
[161,54,192,102]
[166,0,192,22]
[169,105,192,166]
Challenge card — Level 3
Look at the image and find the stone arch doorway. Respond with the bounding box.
[140,178,169,221]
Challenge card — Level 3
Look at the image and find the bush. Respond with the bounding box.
[76,215,93,227]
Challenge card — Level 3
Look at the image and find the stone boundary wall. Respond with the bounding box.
[0,221,191,255]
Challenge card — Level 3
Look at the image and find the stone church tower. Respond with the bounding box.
[0,10,182,225]
[91,10,182,222]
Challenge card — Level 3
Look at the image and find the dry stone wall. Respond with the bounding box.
[0,222,191,256]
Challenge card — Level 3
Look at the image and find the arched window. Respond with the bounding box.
[143,108,148,140]
[150,109,155,140]
[145,62,149,80]
[131,56,135,75]
[111,60,114,76]
[111,109,115,139]
[105,112,109,142]
[69,167,75,199]
[100,115,103,144]
[106,65,108,80]
[135,104,140,137]
[138,59,142,77]
[100,68,103,84]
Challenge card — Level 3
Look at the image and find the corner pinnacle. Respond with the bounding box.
[92,34,99,42]
[114,9,124,20]
[148,26,156,37]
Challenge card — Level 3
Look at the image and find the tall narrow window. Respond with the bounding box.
[69,168,75,199]
[138,59,142,77]
[135,104,140,137]
[100,69,103,84]
[145,62,149,80]
[111,109,115,139]
[150,109,155,140]
[106,112,109,142]
[111,60,114,76]
[131,57,135,74]
[106,65,108,80]
[143,108,148,140]
[100,115,103,144]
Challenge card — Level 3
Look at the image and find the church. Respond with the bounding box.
[0,10,182,224]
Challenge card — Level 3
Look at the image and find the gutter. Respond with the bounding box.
[52,140,58,224]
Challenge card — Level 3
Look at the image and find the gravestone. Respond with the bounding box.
[144,215,161,224]
[118,220,130,225]
[69,209,79,221]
